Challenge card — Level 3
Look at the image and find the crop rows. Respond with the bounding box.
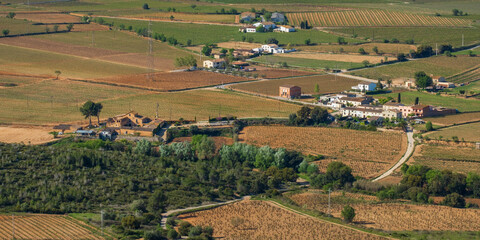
[447,65,480,83]
[0,214,104,239]
[289,192,480,231]
[287,10,471,27]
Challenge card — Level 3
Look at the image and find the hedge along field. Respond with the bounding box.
[100,18,361,45]
[0,17,46,36]
[287,10,472,27]
[374,91,480,112]
[349,56,480,81]
[251,55,364,70]
[331,27,480,47]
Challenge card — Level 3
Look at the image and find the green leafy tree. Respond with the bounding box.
[375,79,383,90]
[304,38,311,45]
[121,215,140,229]
[414,97,419,105]
[337,37,346,45]
[80,100,96,126]
[372,46,379,54]
[441,193,465,208]
[2,29,9,37]
[414,71,433,89]
[314,83,319,93]
[143,3,149,10]
[167,229,179,240]
[147,190,167,215]
[341,205,355,223]
[6,12,16,19]
[93,102,103,125]
[256,25,265,33]
[49,131,59,138]
[134,139,152,155]
[265,38,278,44]
[397,53,407,62]
[178,221,192,236]
[201,45,212,56]
[66,23,74,32]
[362,60,370,67]
[54,70,61,79]
[53,24,59,32]
[425,121,433,131]
[358,48,367,55]
[397,93,401,103]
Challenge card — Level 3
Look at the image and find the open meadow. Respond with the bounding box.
[374,91,480,112]
[240,126,406,178]
[178,200,386,240]
[0,16,46,36]
[349,56,480,81]
[426,122,480,142]
[288,191,480,232]
[411,144,480,174]
[251,55,364,70]
[423,112,480,126]
[296,43,416,56]
[331,27,480,47]
[287,10,472,27]
[0,214,105,239]
[231,74,363,96]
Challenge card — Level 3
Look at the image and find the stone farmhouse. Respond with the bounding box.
[106,111,165,137]
[203,59,226,69]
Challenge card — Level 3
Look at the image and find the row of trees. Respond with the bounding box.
[288,106,329,126]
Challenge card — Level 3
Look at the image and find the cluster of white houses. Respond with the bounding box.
[239,22,295,33]
[320,93,456,120]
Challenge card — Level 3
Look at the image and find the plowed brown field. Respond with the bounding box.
[0,214,104,239]
[178,200,386,240]
[289,192,480,231]
[240,126,406,178]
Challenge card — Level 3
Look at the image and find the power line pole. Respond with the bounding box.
[101,210,104,237]
[328,188,331,216]
[155,102,159,119]
[435,43,438,56]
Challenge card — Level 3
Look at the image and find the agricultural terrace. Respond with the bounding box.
[0,79,299,124]
[349,56,480,81]
[178,200,386,240]
[447,64,480,84]
[0,214,105,239]
[0,17,46,36]
[94,71,251,91]
[251,55,364,70]
[374,91,480,112]
[0,43,151,79]
[289,191,480,231]
[127,12,236,23]
[297,43,416,56]
[240,126,406,178]
[423,112,480,126]
[426,122,480,142]
[287,10,471,27]
[332,27,480,47]
[411,144,480,174]
[231,74,363,96]
[1,32,200,72]
[278,52,387,64]
[99,18,361,45]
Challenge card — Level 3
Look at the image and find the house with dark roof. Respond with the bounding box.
[240,12,256,22]
[271,12,285,23]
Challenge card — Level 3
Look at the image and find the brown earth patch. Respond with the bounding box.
[94,71,249,91]
[278,52,386,64]
[0,126,55,145]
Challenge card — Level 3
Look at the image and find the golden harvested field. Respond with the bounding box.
[14,13,82,23]
[287,10,472,27]
[423,112,480,126]
[0,214,104,239]
[279,52,386,64]
[289,192,480,231]
[129,12,235,23]
[217,41,262,50]
[0,126,55,145]
[95,71,250,91]
[297,43,416,55]
[427,122,480,142]
[178,200,386,240]
[231,74,363,96]
[240,126,406,178]
[411,144,480,174]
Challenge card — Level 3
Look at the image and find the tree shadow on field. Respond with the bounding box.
[354,220,375,225]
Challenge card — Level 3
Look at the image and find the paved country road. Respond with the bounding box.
[373,127,414,182]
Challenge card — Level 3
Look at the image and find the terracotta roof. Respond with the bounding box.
[280,85,300,88]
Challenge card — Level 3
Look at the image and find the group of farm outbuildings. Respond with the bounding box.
[279,83,457,122]
[238,12,295,33]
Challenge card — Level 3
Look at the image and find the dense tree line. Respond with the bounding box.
[0,137,301,215]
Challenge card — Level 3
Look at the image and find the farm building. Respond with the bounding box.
[276,25,295,32]
[398,105,456,118]
[431,75,446,83]
[279,85,301,98]
[437,82,456,88]
[261,44,286,54]
[240,12,256,22]
[382,102,404,111]
[339,96,373,107]
[342,105,402,119]
[106,111,165,137]
[203,59,226,69]
[351,83,377,91]
[271,12,285,23]
[239,26,256,33]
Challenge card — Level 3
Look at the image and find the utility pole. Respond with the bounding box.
[435,43,438,56]
[101,210,104,236]
[156,102,159,118]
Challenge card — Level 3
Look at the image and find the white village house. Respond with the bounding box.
[253,22,276,30]
[277,25,295,32]
[261,44,285,54]
[352,83,377,92]
[203,59,225,69]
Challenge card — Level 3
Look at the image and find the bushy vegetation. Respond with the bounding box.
[0,138,303,214]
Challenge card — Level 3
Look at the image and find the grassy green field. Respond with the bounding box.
[349,56,480,80]
[427,122,480,142]
[100,18,361,45]
[251,55,364,70]
[331,27,480,47]
[0,43,151,78]
[375,91,480,112]
[0,79,299,124]
[0,17,46,36]
[231,74,362,96]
